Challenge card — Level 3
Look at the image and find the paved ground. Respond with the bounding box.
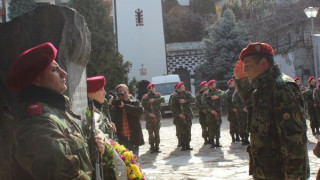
[138,115,319,180]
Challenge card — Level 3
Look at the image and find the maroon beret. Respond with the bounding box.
[147,83,155,90]
[174,82,180,89]
[6,42,57,92]
[308,76,314,83]
[293,77,300,82]
[240,42,274,61]
[176,82,184,89]
[87,76,106,93]
[208,79,216,86]
[199,81,207,88]
[318,78,320,82]
[227,78,234,85]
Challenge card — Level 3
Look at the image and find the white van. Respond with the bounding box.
[151,74,180,115]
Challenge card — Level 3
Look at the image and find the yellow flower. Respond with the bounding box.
[119,145,126,152]
[129,173,137,179]
[124,151,132,163]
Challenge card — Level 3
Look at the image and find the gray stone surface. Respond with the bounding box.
[0,4,90,178]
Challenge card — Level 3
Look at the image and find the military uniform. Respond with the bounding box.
[202,87,225,148]
[304,84,318,135]
[313,84,320,135]
[232,89,249,145]
[171,90,194,150]
[14,86,93,179]
[235,65,309,179]
[196,90,209,144]
[226,86,239,142]
[169,91,181,147]
[142,91,164,152]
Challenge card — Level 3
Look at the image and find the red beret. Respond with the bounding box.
[208,79,216,86]
[147,83,155,90]
[6,42,57,92]
[199,81,207,88]
[293,77,300,82]
[308,76,314,83]
[87,76,106,93]
[318,78,320,82]
[176,82,184,89]
[174,82,180,89]
[227,79,234,85]
[240,42,274,61]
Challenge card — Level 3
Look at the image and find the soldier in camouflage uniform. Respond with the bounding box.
[294,77,307,91]
[234,42,309,180]
[170,82,194,151]
[225,78,240,143]
[313,78,320,135]
[142,83,165,153]
[6,43,105,179]
[196,81,209,144]
[202,79,225,148]
[169,82,181,147]
[304,76,318,135]
[232,89,249,145]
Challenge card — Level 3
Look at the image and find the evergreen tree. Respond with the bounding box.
[189,0,216,16]
[8,0,37,20]
[195,9,250,88]
[68,0,131,93]
[222,0,242,20]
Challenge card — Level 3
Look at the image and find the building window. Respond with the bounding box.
[135,8,143,26]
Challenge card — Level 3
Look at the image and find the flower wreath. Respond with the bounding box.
[109,140,145,180]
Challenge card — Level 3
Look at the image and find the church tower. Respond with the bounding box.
[114,0,167,82]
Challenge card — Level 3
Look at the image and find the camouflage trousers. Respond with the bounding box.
[207,112,222,139]
[146,119,161,145]
[199,111,208,139]
[309,106,318,128]
[238,110,248,139]
[176,118,192,145]
[227,111,239,135]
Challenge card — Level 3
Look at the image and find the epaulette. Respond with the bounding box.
[142,94,148,99]
[27,103,42,116]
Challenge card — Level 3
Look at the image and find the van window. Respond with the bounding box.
[155,82,176,95]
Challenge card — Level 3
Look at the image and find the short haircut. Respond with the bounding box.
[115,84,128,92]
[251,54,274,66]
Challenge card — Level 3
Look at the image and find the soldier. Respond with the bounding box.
[233,42,309,180]
[232,89,249,145]
[202,80,225,148]
[6,42,105,179]
[141,83,164,153]
[304,76,318,135]
[294,77,306,91]
[169,82,181,147]
[170,82,194,151]
[313,78,320,135]
[225,78,239,143]
[85,75,127,180]
[196,81,209,144]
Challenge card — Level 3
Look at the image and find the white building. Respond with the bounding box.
[114,0,167,82]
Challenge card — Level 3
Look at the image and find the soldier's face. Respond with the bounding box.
[201,84,208,91]
[310,79,316,86]
[88,88,106,104]
[295,80,300,85]
[33,61,67,94]
[243,56,266,83]
[228,81,235,88]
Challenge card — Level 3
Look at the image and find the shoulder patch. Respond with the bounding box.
[27,103,42,116]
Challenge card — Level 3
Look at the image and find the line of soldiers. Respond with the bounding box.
[295,76,320,136]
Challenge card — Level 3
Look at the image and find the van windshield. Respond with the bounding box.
[155,82,176,95]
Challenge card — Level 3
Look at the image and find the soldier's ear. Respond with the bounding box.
[32,77,41,86]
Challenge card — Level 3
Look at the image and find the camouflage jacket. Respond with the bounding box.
[202,88,225,113]
[170,91,194,120]
[141,92,164,121]
[195,90,205,111]
[83,100,114,140]
[14,86,93,180]
[303,85,316,107]
[232,90,246,110]
[225,87,236,112]
[313,85,320,106]
[235,65,309,179]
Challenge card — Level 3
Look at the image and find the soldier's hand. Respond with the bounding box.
[243,108,248,113]
[233,60,247,79]
[232,108,237,113]
[179,114,186,120]
[149,113,156,118]
[95,136,106,155]
[211,95,219,100]
[179,99,186,104]
[149,98,155,104]
[211,110,218,116]
[111,122,117,133]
